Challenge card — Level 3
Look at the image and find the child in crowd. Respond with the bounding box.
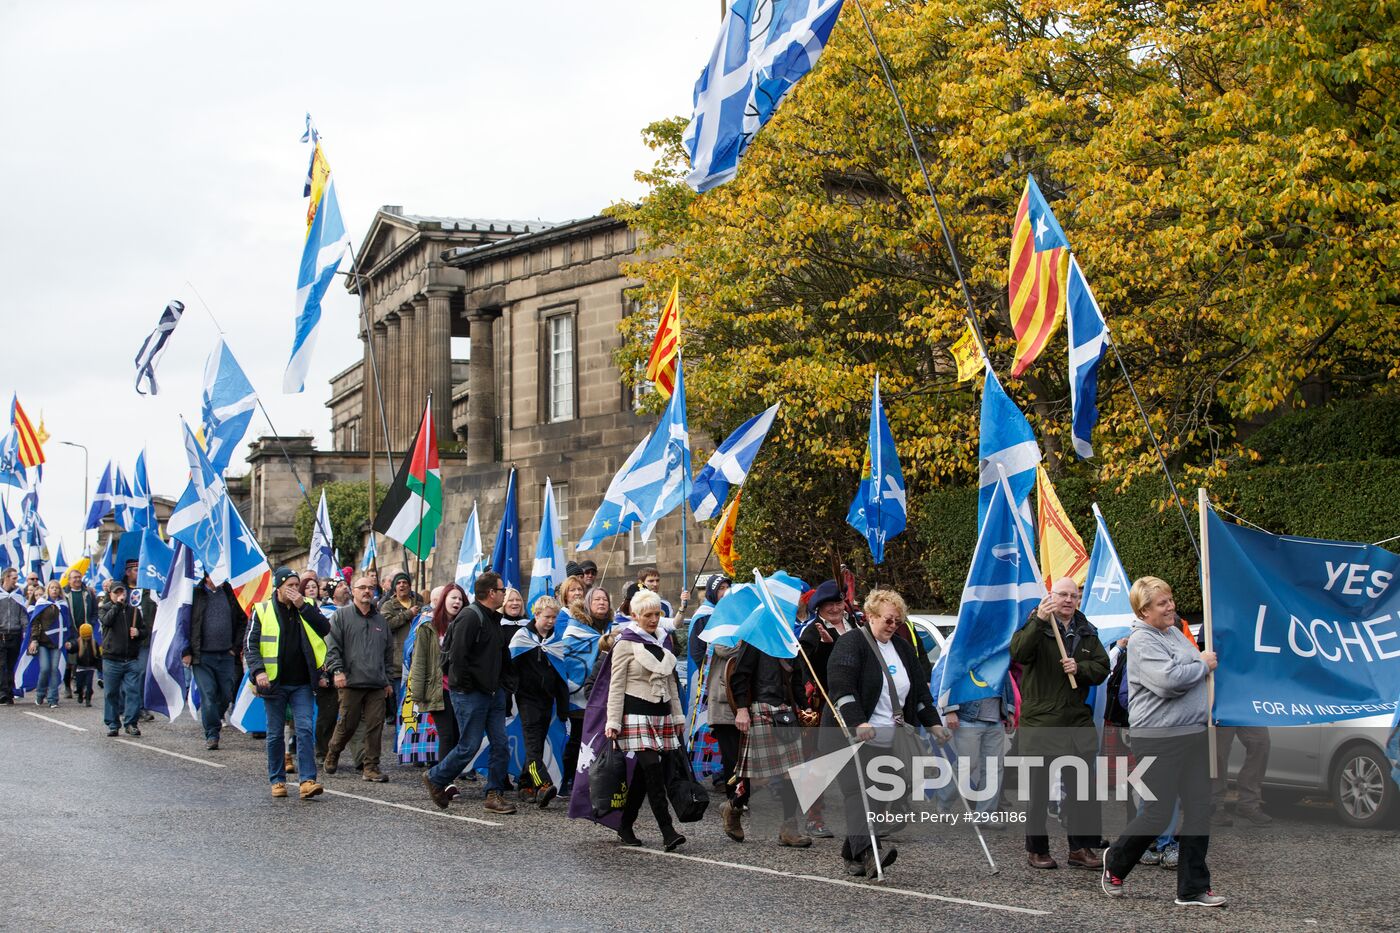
[73,623,101,707]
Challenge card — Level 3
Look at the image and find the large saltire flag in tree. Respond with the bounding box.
[373,401,442,559]
[1008,175,1071,377]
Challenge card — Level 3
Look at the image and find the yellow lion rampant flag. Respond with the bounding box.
[1036,466,1088,585]
[712,488,742,576]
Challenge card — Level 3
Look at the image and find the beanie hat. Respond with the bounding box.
[272,566,298,590]
[79,623,93,637]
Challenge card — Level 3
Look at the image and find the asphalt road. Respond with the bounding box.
[2,700,1396,932]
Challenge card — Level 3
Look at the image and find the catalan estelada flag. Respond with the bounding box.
[645,280,681,399]
[713,487,742,576]
[1036,466,1088,585]
[1008,175,1071,377]
[9,396,45,467]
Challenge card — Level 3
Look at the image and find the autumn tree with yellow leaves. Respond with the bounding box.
[612,0,1400,602]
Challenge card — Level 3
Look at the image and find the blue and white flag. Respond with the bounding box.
[1205,507,1400,726]
[701,570,805,659]
[939,468,1045,709]
[201,338,259,475]
[491,467,521,591]
[1082,503,1134,647]
[91,538,112,590]
[1066,256,1109,459]
[138,527,174,592]
[689,403,779,521]
[978,364,1041,532]
[167,419,229,580]
[84,460,115,531]
[683,0,847,192]
[508,623,546,660]
[112,466,135,531]
[846,374,906,564]
[51,541,68,582]
[133,299,184,395]
[455,501,485,593]
[14,599,72,694]
[0,429,21,489]
[229,672,266,734]
[0,500,19,570]
[577,364,690,549]
[145,543,197,720]
[360,532,378,571]
[526,479,566,612]
[308,489,336,579]
[545,608,604,712]
[283,130,352,394]
[130,449,155,530]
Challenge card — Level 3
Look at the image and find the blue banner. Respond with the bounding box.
[1207,508,1400,725]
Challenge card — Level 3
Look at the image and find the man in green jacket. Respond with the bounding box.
[1010,576,1110,872]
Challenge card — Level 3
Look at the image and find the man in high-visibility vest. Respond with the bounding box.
[244,566,333,800]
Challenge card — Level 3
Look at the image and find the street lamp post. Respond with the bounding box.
[59,441,89,555]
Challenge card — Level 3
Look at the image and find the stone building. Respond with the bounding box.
[241,207,704,596]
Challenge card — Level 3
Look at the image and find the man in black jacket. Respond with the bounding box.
[99,582,149,737]
[244,568,332,801]
[0,569,27,704]
[323,576,397,783]
[422,571,517,815]
[183,576,247,750]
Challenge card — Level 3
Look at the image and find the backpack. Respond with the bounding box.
[1103,649,1130,728]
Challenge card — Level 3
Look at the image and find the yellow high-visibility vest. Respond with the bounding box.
[254,599,327,682]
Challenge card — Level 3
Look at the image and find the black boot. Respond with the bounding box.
[617,773,647,847]
[641,759,685,851]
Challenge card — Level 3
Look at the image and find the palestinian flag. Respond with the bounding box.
[373,401,442,559]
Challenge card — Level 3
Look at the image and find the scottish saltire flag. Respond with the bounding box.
[145,543,196,720]
[0,500,19,570]
[111,466,133,530]
[130,450,155,530]
[227,503,272,612]
[689,403,779,521]
[1082,503,1135,647]
[526,479,566,611]
[978,364,1041,532]
[91,538,112,590]
[360,532,378,571]
[309,489,336,578]
[683,0,847,192]
[1065,256,1108,459]
[133,299,185,395]
[508,623,545,660]
[167,419,228,578]
[468,710,571,785]
[84,461,115,530]
[284,127,352,394]
[491,468,521,590]
[701,570,805,659]
[229,672,267,734]
[455,501,484,593]
[939,470,1044,709]
[1008,175,1071,377]
[137,527,174,592]
[577,364,690,548]
[0,428,22,489]
[14,599,72,693]
[201,338,259,474]
[51,541,68,581]
[846,374,906,564]
[545,608,604,712]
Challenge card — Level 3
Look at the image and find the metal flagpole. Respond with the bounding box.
[933,738,998,872]
[1199,487,1218,778]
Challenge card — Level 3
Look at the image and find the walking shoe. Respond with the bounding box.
[1027,852,1058,870]
[249,731,266,739]
[519,785,538,804]
[1101,867,1125,898]
[721,800,745,842]
[299,780,325,799]
[362,768,389,783]
[1160,842,1180,869]
[1175,890,1228,907]
[806,819,834,838]
[284,752,297,774]
[124,724,141,737]
[35,696,43,706]
[206,739,220,751]
[861,845,897,879]
[422,775,451,810]
[323,755,338,775]
[445,784,461,800]
[778,820,812,848]
[483,791,517,814]
[844,856,866,876]
[536,783,558,809]
[558,779,573,799]
[1138,847,1163,866]
[141,711,156,722]
[1237,805,1273,826]
[84,698,92,707]
[617,827,643,847]
[48,703,58,709]
[1068,848,1104,870]
[106,728,119,737]
[663,830,687,852]
[65,687,73,698]
[271,782,289,798]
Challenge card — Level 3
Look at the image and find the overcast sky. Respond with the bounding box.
[0,0,718,558]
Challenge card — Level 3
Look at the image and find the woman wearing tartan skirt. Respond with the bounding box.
[728,640,812,848]
[603,590,686,851]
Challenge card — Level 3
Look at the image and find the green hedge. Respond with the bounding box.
[912,459,1400,615]
[1245,396,1400,464]
[293,481,382,568]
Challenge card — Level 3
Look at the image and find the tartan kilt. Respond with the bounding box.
[397,710,440,764]
[738,703,805,779]
[618,712,684,753]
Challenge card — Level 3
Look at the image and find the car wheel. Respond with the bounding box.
[1330,743,1397,828]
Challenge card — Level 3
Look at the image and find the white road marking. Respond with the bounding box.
[115,739,226,768]
[22,711,87,732]
[323,788,504,827]
[621,847,1048,916]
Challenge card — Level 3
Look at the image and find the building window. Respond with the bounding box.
[548,312,575,422]
[546,481,570,551]
[632,361,654,412]
[629,525,658,565]
[562,241,574,266]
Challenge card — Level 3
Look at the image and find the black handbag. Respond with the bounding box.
[664,748,710,823]
[589,740,630,818]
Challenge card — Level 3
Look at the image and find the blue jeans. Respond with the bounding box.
[36,646,63,704]
[263,684,317,784]
[951,721,1006,814]
[428,689,508,794]
[191,653,237,741]
[102,658,143,729]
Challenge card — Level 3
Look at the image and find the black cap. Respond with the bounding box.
[809,580,843,612]
[272,566,298,590]
[565,561,583,578]
[110,581,128,594]
[578,560,598,574]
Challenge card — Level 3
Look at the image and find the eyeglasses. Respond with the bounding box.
[491,587,507,593]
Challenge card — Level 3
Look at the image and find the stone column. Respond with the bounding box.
[412,295,432,435]
[424,287,455,444]
[465,307,502,465]
[384,312,401,448]
[370,320,389,454]
[398,302,419,437]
